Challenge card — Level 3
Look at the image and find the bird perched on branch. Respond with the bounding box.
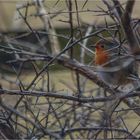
[95,43,109,65]
[94,40,138,90]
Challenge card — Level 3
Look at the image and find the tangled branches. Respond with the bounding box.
[0,0,140,139]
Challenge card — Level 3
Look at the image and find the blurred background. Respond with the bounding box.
[0,1,140,139]
[0,0,140,31]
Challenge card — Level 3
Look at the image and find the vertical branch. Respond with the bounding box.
[113,0,123,17]
[113,0,139,53]
[34,0,60,55]
[67,0,74,58]
[74,0,82,38]
[67,0,82,96]
[102,0,121,23]
[76,71,81,96]
[121,0,139,52]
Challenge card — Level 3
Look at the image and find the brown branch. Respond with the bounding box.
[58,56,140,116]
[113,0,123,17]
[1,87,140,103]
[67,0,74,58]
[34,0,60,55]
[0,88,114,103]
[114,0,139,53]
[51,127,138,139]
[0,99,60,139]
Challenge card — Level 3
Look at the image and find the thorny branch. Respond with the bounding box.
[0,0,140,139]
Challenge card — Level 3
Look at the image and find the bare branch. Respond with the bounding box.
[34,0,60,55]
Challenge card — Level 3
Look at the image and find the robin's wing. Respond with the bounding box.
[95,56,135,72]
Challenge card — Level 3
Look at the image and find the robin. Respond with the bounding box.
[94,40,138,89]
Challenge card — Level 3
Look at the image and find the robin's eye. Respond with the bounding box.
[100,45,104,48]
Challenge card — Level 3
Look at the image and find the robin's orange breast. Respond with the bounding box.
[95,50,109,65]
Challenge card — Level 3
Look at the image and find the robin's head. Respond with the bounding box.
[95,43,105,52]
